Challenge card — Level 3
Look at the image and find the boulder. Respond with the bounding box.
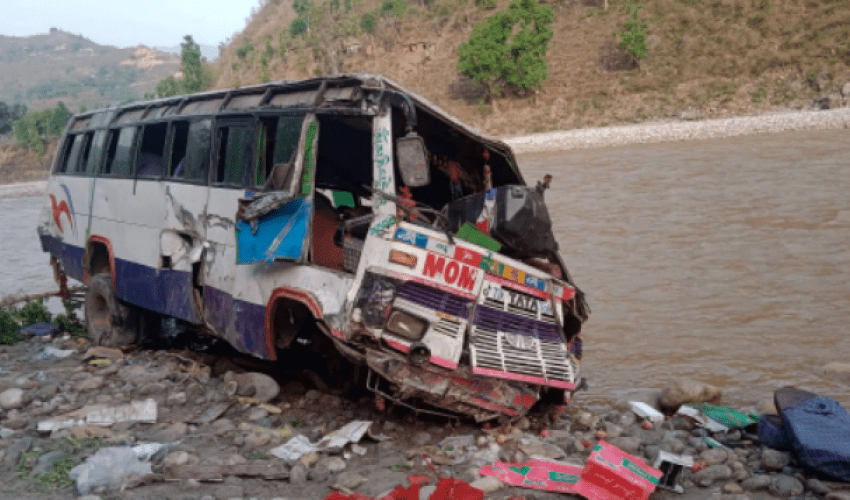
[693,464,732,484]
[768,474,803,497]
[231,372,280,403]
[760,449,791,471]
[0,388,24,410]
[658,379,721,413]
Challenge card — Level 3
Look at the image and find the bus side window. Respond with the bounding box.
[103,127,136,177]
[215,124,254,186]
[172,119,211,182]
[137,123,168,178]
[56,134,79,173]
[73,133,94,174]
[85,130,107,175]
[253,115,303,189]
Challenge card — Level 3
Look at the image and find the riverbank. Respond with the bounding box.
[505,107,850,154]
[2,332,849,499]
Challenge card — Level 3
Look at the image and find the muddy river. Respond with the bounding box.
[3,127,848,410]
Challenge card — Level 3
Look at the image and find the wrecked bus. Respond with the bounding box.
[37,74,589,421]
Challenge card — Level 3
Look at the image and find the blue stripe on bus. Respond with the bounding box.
[41,234,270,360]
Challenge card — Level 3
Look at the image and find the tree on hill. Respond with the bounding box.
[12,102,71,156]
[458,0,554,99]
[154,35,212,98]
[0,101,27,135]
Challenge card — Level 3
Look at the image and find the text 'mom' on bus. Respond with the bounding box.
[38,74,589,421]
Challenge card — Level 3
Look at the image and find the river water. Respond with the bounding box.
[3,128,848,408]
[521,128,850,409]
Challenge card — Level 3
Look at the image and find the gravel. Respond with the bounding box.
[506,107,850,153]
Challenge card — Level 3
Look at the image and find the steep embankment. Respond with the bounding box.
[214,0,850,137]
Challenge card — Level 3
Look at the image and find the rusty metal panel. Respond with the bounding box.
[71,118,91,131]
[180,98,225,115]
[226,93,265,110]
[268,90,317,108]
[114,109,146,125]
[322,86,359,102]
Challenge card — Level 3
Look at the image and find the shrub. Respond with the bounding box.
[458,0,554,98]
[14,299,51,326]
[236,38,255,59]
[290,18,309,37]
[619,6,648,65]
[0,309,22,345]
[360,12,377,33]
[381,0,407,17]
[477,0,497,9]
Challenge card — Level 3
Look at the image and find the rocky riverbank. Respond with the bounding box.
[1,332,849,500]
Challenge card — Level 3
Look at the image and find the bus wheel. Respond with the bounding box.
[85,274,138,347]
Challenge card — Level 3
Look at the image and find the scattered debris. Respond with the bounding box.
[20,322,57,337]
[32,345,74,361]
[270,421,375,461]
[37,399,158,432]
[573,440,662,500]
[480,458,583,494]
[68,447,153,495]
[629,401,665,423]
[653,451,694,494]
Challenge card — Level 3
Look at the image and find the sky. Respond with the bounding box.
[1,0,262,49]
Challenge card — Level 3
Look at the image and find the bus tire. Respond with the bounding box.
[85,274,138,346]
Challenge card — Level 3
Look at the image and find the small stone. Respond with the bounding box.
[232,372,280,403]
[806,478,831,495]
[300,451,320,467]
[768,474,803,497]
[154,422,188,442]
[604,422,623,439]
[826,492,850,500]
[412,431,432,446]
[470,476,503,493]
[693,464,733,484]
[741,474,771,491]
[162,451,191,468]
[658,379,721,413]
[699,447,728,466]
[842,83,850,97]
[308,464,330,482]
[76,376,105,391]
[608,436,641,455]
[247,407,269,421]
[761,449,791,471]
[318,456,346,473]
[3,436,33,467]
[30,450,67,477]
[244,431,271,448]
[0,388,25,410]
[166,392,187,406]
[334,471,367,490]
[574,411,599,430]
[212,418,236,435]
[289,463,307,484]
[723,482,743,494]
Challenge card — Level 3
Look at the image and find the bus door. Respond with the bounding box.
[203,113,315,356]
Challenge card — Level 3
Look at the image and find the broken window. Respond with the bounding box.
[63,132,95,175]
[215,122,254,186]
[170,119,212,183]
[253,115,304,188]
[56,134,80,174]
[103,127,137,177]
[137,122,168,178]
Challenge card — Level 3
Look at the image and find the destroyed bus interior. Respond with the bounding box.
[38,74,589,422]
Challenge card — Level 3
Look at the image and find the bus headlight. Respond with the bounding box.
[385,310,428,341]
